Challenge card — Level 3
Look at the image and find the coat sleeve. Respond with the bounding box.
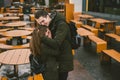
[41,44,60,56]
[41,22,68,49]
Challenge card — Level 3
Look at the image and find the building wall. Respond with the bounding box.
[45,0,49,6]
[70,0,82,12]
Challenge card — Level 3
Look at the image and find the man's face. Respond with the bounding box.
[35,15,51,27]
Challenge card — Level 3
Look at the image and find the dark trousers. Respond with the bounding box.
[59,72,68,80]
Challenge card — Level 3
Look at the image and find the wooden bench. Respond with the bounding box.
[81,25,98,36]
[105,33,120,42]
[88,35,107,53]
[0,76,8,80]
[28,74,44,80]
[100,49,120,64]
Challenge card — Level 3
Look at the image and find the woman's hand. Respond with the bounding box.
[45,28,52,38]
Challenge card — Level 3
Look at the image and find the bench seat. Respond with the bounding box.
[88,35,107,53]
[105,33,120,42]
[28,74,44,80]
[81,25,98,36]
[0,76,8,80]
[100,49,120,64]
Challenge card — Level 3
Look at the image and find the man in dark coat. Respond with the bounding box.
[35,10,73,80]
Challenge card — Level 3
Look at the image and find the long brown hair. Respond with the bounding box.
[30,26,47,56]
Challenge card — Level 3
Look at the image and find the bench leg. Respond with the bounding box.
[83,36,91,46]
[100,52,111,65]
[97,43,107,53]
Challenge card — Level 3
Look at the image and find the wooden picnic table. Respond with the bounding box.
[89,18,117,33]
[0,49,31,78]
[78,14,94,24]
[89,18,112,24]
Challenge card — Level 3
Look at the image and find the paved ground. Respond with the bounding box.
[0,14,120,80]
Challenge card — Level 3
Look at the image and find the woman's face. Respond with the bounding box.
[35,15,51,27]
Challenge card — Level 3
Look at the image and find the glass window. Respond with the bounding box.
[88,0,120,15]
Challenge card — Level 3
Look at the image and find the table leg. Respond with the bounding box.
[14,65,19,79]
[0,63,3,68]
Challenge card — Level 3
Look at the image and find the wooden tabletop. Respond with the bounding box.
[0,43,30,49]
[4,21,27,27]
[0,49,30,65]
[0,36,31,49]
[0,17,20,21]
[78,14,94,19]
[77,28,95,36]
[3,13,17,17]
[89,18,116,24]
[19,27,34,31]
[1,30,32,37]
[0,28,13,32]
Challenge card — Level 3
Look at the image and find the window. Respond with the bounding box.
[88,0,120,15]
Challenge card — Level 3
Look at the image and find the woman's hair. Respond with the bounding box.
[30,26,47,56]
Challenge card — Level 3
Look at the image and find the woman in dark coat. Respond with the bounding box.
[29,26,59,80]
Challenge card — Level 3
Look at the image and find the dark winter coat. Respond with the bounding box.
[41,11,73,72]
